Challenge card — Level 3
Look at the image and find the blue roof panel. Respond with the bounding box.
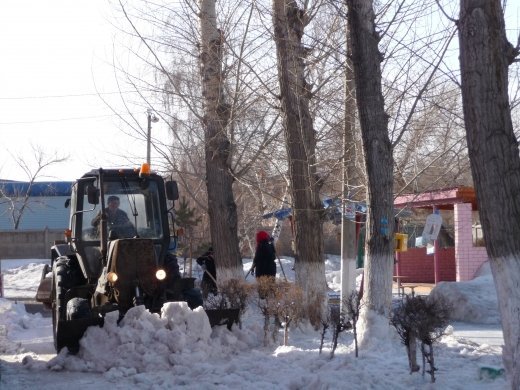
[0,181,73,197]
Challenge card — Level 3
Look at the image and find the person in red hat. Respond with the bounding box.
[251,230,276,279]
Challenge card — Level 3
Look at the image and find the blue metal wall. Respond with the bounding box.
[0,181,72,230]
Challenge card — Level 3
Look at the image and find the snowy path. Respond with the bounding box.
[451,321,504,348]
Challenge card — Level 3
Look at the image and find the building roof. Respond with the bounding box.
[0,181,73,197]
[393,186,478,211]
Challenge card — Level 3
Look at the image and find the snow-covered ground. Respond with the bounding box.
[0,256,508,389]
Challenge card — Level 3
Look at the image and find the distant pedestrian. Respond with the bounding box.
[164,253,203,309]
[252,231,281,327]
[251,231,276,279]
[196,247,217,298]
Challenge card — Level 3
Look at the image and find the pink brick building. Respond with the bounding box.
[394,187,488,283]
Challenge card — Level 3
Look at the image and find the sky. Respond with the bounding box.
[0,1,518,183]
[0,255,510,389]
[0,1,166,182]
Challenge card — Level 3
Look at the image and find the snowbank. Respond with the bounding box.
[47,302,258,377]
[429,262,500,324]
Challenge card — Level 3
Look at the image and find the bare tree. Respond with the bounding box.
[458,0,520,387]
[345,0,395,328]
[272,0,328,327]
[0,145,68,230]
[198,0,243,281]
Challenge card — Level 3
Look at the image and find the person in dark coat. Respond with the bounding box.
[252,231,281,326]
[196,247,217,298]
[164,252,203,309]
[252,231,276,279]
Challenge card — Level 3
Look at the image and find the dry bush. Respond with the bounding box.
[417,295,452,383]
[203,291,227,310]
[343,290,360,357]
[204,278,253,312]
[256,275,277,301]
[219,278,255,323]
[255,277,304,346]
[255,276,278,345]
[320,291,357,359]
[390,295,452,382]
[271,281,304,346]
[319,321,330,355]
[390,296,422,374]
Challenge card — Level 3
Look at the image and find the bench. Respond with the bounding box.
[392,276,408,297]
[400,284,419,297]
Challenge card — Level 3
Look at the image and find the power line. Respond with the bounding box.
[0,91,137,100]
[0,112,136,125]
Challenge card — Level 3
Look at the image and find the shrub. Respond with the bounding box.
[203,278,254,328]
[255,277,304,346]
[390,295,452,382]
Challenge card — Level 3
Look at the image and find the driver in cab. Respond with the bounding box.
[91,195,133,237]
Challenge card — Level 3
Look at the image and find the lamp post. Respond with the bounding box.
[146,109,159,166]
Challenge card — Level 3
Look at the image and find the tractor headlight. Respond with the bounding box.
[107,272,118,283]
[156,269,166,280]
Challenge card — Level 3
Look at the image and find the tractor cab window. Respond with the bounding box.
[81,180,163,241]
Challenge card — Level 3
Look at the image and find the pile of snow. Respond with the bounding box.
[429,262,500,324]
[0,299,27,354]
[47,302,259,378]
[0,298,51,356]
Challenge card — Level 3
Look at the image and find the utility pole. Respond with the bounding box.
[340,25,358,314]
[146,109,159,166]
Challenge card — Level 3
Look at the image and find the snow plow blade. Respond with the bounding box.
[56,316,104,353]
[35,264,52,307]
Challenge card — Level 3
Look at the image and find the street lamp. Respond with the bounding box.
[146,109,159,166]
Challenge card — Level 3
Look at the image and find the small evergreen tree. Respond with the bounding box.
[174,196,201,275]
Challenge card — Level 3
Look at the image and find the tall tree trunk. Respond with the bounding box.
[272,0,326,327]
[459,1,520,387]
[198,0,243,281]
[346,0,395,323]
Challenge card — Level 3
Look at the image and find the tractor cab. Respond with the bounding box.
[66,166,176,282]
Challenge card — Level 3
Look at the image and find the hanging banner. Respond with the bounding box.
[421,213,442,242]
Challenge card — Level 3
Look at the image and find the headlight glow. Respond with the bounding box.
[107,272,118,283]
[156,269,166,280]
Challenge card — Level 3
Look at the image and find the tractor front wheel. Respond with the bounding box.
[52,257,83,353]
